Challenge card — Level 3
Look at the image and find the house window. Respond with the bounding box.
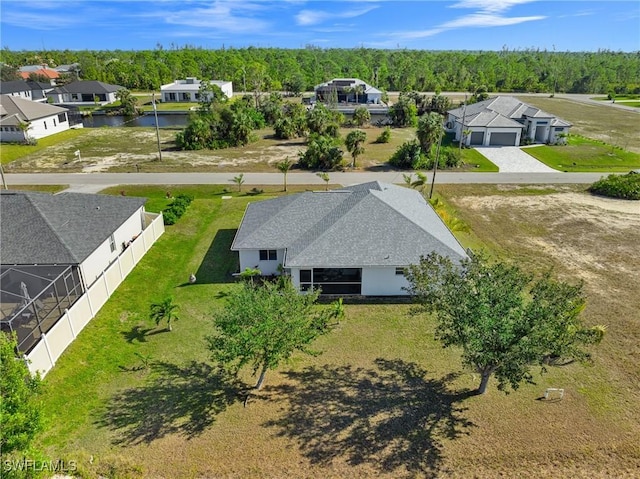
[554,127,564,132]
[259,250,277,261]
[58,113,67,123]
[72,94,79,100]
[44,121,47,130]
[537,121,548,125]
[109,234,116,252]
[300,268,362,295]
[53,118,57,127]
[395,267,405,276]
[167,93,176,101]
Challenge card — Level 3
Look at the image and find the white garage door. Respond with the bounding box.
[489,132,517,146]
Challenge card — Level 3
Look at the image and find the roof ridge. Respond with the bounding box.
[233,194,302,248]
[24,192,81,262]
[284,189,364,265]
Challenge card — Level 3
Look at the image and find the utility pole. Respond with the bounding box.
[152,93,163,162]
[458,93,467,154]
[0,163,8,190]
[429,129,444,200]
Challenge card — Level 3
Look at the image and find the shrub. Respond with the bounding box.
[376,127,391,144]
[588,172,640,200]
[163,194,194,225]
[389,140,428,169]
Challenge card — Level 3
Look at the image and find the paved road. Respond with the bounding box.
[474,146,557,173]
[5,171,609,194]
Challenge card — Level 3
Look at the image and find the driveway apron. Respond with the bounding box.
[474,146,557,173]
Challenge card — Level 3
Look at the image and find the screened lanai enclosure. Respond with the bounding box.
[0,265,84,353]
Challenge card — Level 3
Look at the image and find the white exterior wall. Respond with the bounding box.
[25,113,70,139]
[80,208,145,287]
[25,212,164,377]
[525,118,553,143]
[362,267,410,296]
[549,126,570,144]
[238,249,285,275]
[289,266,408,296]
[6,90,32,100]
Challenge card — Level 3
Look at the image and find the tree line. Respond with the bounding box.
[2,47,638,95]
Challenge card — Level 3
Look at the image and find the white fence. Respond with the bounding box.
[26,212,165,376]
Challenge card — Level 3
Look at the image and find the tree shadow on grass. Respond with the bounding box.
[263,358,475,478]
[194,229,239,284]
[98,360,243,445]
[120,325,170,344]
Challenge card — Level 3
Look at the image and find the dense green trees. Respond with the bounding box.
[3,47,636,94]
[405,253,605,395]
[298,134,344,170]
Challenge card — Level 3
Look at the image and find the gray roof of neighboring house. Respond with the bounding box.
[0,95,68,125]
[0,80,32,94]
[51,80,122,95]
[232,181,468,268]
[0,191,146,265]
[448,96,572,127]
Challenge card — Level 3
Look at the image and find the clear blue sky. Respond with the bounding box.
[1,0,639,52]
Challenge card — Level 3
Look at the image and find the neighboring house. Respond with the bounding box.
[0,95,72,142]
[18,67,60,83]
[314,78,382,104]
[160,77,233,102]
[445,96,572,146]
[0,191,164,374]
[47,80,123,105]
[231,181,468,296]
[0,80,55,102]
[0,80,34,100]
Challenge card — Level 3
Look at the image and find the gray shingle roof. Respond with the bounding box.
[0,191,146,265]
[0,95,67,124]
[448,96,571,127]
[232,182,468,268]
[0,80,31,94]
[52,80,122,95]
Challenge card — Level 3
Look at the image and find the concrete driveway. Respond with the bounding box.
[474,146,558,173]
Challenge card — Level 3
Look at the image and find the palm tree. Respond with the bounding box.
[17,121,32,144]
[345,130,367,168]
[149,297,180,331]
[416,112,444,156]
[353,84,365,104]
[231,173,245,192]
[316,172,330,191]
[276,157,293,192]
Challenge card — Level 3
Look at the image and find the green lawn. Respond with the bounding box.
[0,129,89,164]
[32,183,640,478]
[524,135,640,172]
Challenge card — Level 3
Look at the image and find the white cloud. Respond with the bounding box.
[146,1,270,33]
[390,0,545,41]
[295,5,378,26]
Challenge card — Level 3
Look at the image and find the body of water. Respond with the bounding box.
[82,112,189,128]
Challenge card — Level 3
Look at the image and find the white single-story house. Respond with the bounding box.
[47,80,123,105]
[0,95,72,142]
[314,78,383,104]
[160,77,233,102]
[445,96,572,146]
[0,191,164,375]
[231,181,468,296]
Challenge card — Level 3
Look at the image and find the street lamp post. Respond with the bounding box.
[152,93,163,162]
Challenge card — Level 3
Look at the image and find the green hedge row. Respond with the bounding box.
[588,172,640,200]
[163,194,195,225]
